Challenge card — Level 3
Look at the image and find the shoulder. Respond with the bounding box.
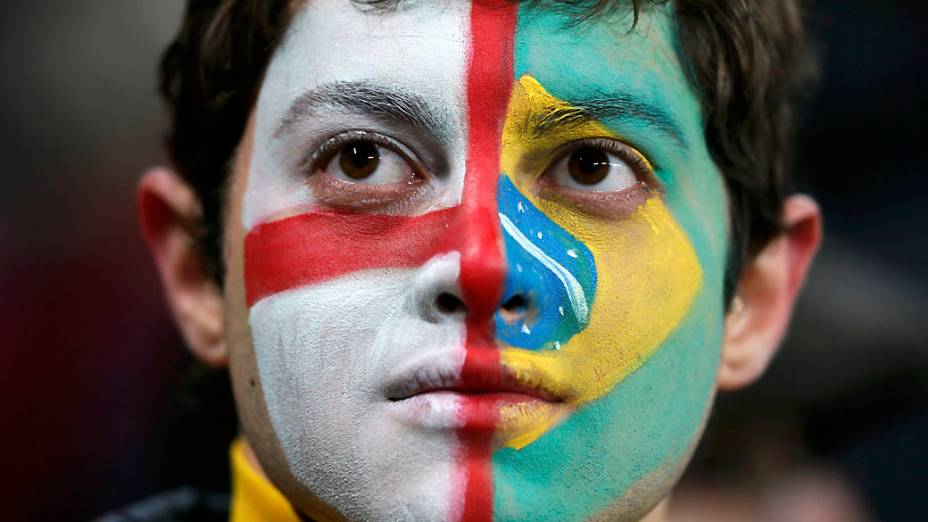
[94,487,230,522]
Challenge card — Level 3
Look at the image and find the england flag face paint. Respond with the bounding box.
[236,1,729,520]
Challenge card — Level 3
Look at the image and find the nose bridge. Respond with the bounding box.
[450,40,514,343]
[451,174,506,342]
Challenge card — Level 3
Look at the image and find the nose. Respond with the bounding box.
[413,175,597,354]
[412,204,509,325]
[412,249,537,328]
[412,246,539,353]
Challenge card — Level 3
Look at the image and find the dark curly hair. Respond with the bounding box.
[159,0,816,302]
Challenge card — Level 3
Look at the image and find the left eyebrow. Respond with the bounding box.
[529,93,688,148]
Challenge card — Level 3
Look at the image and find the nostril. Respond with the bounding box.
[502,294,528,312]
[435,292,466,315]
[499,294,529,324]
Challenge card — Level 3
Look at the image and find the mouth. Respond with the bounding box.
[383,349,573,443]
[384,348,564,404]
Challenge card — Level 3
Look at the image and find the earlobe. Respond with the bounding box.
[718,195,821,391]
[138,167,228,367]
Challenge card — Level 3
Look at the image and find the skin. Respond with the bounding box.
[139,1,822,520]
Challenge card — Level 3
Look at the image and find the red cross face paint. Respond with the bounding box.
[243,2,510,519]
[238,1,728,521]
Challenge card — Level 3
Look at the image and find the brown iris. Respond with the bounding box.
[338,141,380,180]
[567,147,611,185]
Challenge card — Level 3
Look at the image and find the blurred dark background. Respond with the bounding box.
[1,1,925,521]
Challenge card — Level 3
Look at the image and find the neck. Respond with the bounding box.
[641,499,670,522]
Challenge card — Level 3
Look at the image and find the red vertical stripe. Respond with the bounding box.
[456,2,518,521]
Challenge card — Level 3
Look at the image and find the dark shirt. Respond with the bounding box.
[94,487,230,522]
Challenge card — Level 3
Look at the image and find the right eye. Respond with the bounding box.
[324,139,416,186]
[306,133,430,212]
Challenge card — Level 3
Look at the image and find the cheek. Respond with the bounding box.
[496,181,704,432]
[245,265,466,518]
[492,186,722,519]
[558,196,703,403]
[246,271,408,474]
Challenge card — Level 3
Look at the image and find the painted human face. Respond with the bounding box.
[233,0,728,520]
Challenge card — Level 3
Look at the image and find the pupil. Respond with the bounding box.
[568,147,610,185]
[339,141,380,179]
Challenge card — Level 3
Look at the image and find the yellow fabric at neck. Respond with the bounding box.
[230,439,301,522]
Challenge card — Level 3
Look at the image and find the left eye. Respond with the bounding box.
[547,146,638,192]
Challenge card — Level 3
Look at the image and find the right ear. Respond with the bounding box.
[138,167,227,367]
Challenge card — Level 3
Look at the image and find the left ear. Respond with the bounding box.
[717,195,822,391]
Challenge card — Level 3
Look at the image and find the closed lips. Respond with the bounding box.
[384,350,564,403]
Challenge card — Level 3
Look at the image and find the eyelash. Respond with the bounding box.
[548,136,655,182]
[302,129,423,178]
[300,131,657,196]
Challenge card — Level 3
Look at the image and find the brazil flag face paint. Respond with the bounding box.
[488,6,728,520]
[237,1,728,521]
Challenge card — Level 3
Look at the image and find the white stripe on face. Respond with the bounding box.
[249,253,466,520]
[242,0,471,230]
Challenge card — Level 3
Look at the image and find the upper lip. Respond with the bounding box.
[383,349,564,403]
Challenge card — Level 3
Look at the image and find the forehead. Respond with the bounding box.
[259,0,694,132]
[257,0,470,137]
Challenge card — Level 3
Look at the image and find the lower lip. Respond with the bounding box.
[386,391,550,431]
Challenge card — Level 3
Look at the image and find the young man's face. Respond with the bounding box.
[225,0,728,519]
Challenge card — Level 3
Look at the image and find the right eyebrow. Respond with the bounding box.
[275,81,448,138]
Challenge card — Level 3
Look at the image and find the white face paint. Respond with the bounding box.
[244,0,472,519]
[248,255,466,520]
